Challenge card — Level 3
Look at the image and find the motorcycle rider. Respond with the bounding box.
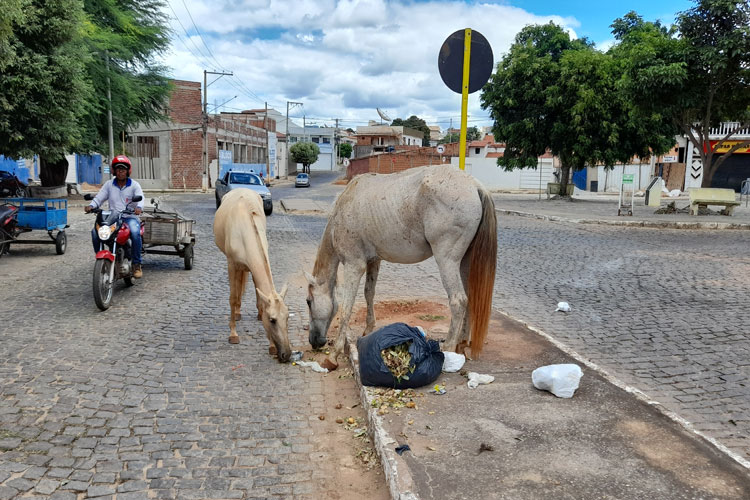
[84,155,145,278]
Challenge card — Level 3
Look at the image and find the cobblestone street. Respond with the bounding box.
[1,176,750,498]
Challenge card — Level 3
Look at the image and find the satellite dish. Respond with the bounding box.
[376,108,392,123]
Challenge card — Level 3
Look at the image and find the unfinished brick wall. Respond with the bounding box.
[170,129,203,189]
[347,143,466,179]
[169,80,202,125]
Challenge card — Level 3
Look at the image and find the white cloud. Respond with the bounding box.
[163,0,583,129]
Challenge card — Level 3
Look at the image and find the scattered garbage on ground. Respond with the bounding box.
[431,384,446,395]
[395,444,411,455]
[369,388,422,416]
[467,372,494,389]
[295,360,329,373]
[555,301,571,313]
[290,351,303,362]
[532,363,583,398]
[358,323,444,388]
[442,351,465,372]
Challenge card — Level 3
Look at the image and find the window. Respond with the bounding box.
[475,148,480,154]
[312,137,320,143]
[322,137,330,144]
[230,173,261,185]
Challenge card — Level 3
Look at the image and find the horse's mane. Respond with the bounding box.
[312,220,335,278]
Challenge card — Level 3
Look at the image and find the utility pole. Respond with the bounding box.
[285,101,302,177]
[264,101,269,180]
[203,69,233,191]
[334,118,339,168]
[105,52,115,166]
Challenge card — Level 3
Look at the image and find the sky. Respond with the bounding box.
[162,0,694,132]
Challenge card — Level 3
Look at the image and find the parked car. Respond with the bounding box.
[0,170,28,198]
[215,170,273,215]
[295,173,310,188]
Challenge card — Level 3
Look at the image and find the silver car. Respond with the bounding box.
[295,173,310,188]
[215,170,273,215]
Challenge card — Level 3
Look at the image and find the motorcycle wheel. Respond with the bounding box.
[93,259,114,310]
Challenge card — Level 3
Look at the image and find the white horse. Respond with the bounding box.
[214,188,291,362]
[305,165,497,364]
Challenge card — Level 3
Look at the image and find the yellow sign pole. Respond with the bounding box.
[458,28,472,171]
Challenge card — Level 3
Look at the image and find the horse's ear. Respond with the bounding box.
[304,271,316,285]
[279,283,288,299]
[256,288,270,306]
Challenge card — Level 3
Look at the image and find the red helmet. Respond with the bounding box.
[111,155,132,176]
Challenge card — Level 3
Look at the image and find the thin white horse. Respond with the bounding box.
[214,188,291,362]
[305,165,497,364]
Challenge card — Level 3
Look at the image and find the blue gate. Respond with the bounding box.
[572,168,587,190]
[0,155,31,182]
[76,154,102,185]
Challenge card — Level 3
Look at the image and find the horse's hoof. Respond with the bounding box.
[268,345,278,356]
[228,336,240,344]
[321,358,338,371]
[234,313,242,321]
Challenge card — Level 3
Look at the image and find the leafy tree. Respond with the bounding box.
[611,2,750,187]
[0,0,92,185]
[290,142,320,173]
[391,115,430,144]
[338,142,352,159]
[440,126,481,144]
[481,23,675,195]
[79,0,173,155]
[0,0,28,69]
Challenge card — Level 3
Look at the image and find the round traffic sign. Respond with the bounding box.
[343,158,350,167]
[436,145,446,154]
[438,29,494,94]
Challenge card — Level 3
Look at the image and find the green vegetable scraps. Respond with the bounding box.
[381,342,415,383]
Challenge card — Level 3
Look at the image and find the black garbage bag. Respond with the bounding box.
[357,322,445,389]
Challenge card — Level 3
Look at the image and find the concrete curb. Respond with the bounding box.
[345,336,419,500]
[497,209,750,230]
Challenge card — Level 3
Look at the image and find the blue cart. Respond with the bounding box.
[0,198,68,255]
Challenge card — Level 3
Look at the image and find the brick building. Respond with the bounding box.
[126,80,274,189]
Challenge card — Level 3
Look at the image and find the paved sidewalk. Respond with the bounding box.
[492,191,750,229]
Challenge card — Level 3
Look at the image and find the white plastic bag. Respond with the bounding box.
[442,352,466,372]
[531,364,583,398]
[555,301,571,312]
[296,360,329,373]
[467,372,494,389]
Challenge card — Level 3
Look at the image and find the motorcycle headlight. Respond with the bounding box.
[98,225,112,240]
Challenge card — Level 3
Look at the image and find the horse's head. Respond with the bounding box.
[305,271,336,349]
[256,284,291,363]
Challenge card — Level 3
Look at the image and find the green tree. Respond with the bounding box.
[392,115,430,144]
[612,2,750,187]
[439,126,481,144]
[0,0,92,185]
[290,142,320,173]
[338,142,352,159]
[0,0,28,69]
[481,23,675,195]
[79,0,173,155]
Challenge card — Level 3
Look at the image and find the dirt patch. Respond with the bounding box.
[301,347,388,500]
[332,179,349,185]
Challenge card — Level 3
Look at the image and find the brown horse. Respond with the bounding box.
[305,165,497,364]
[214,188,291,362]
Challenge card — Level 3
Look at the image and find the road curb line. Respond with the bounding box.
[493,306,750,471]
[497,209,750,230]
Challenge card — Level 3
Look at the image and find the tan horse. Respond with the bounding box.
[214,188,291,362]
[305,165,497,364]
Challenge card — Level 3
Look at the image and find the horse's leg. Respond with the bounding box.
[434,254,469,354]
[363,258,381,335]
[255,285,263,321]
[332,262,366,360]
[236,269,249,322]
[227,262,243,344]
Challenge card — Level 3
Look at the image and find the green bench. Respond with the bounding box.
[688,187,740,216]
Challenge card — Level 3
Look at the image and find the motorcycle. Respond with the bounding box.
[0,170,28,198]
[84,194,143,310]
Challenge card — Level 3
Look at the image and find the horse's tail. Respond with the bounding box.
[467,186,497,358]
